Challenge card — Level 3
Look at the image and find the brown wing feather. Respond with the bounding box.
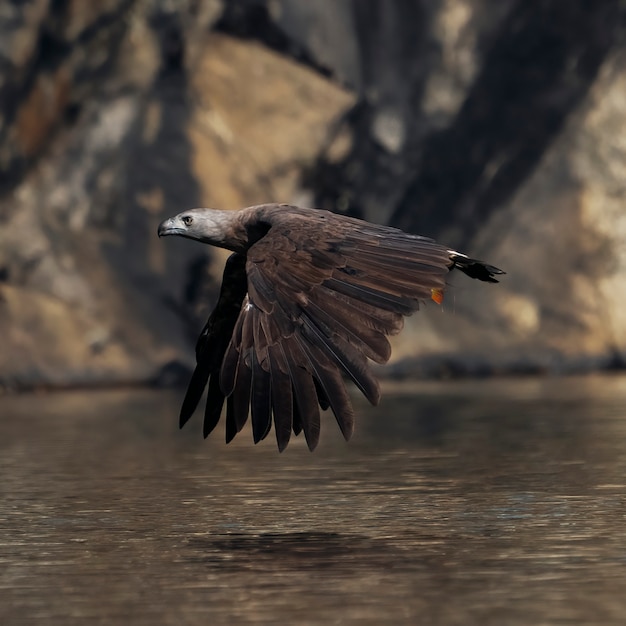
[280,335,321,451]
[250,344,272,443]
[295,333,355,441]
[267,343,293,451]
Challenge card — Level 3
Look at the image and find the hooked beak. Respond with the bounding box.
[158,217,182,237]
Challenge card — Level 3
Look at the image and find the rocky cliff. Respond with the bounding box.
[1,0,625,389]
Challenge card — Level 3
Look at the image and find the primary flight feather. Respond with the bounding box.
[158,203,504,451]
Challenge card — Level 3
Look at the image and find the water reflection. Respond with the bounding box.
[1,376,625,625]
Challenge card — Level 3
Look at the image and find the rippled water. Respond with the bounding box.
[1,376,626,625]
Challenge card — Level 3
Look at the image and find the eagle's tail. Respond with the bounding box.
[450,252,505,283]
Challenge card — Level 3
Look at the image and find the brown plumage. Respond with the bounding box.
[158,203,504,451]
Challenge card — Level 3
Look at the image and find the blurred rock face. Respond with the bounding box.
[0,0,353,388]
[0,0,625,389]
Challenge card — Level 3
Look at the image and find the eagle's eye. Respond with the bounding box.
[182,215,193,226]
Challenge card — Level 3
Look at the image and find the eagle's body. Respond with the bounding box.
[158,204,503,451]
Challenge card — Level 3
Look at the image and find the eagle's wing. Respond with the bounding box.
[219,208,454,451]
[179,253,248,439]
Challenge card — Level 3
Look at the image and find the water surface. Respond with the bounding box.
[1,376,626,625]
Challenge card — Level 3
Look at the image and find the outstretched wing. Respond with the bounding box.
[179,253,248,439]
[218,206,455,451]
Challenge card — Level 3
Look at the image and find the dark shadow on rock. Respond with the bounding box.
[100,11,207,352]
[390,0,622,247]
[214,0,334,78]
[305,0,435,220]
[307,0,622,250]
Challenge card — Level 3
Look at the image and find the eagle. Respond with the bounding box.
[158,203,504,451]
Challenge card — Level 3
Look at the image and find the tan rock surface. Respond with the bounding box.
[0,8,354,388]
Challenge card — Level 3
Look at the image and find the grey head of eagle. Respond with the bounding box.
[158,203,504,452]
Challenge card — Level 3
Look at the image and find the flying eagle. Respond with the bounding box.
[158,204,503,451]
